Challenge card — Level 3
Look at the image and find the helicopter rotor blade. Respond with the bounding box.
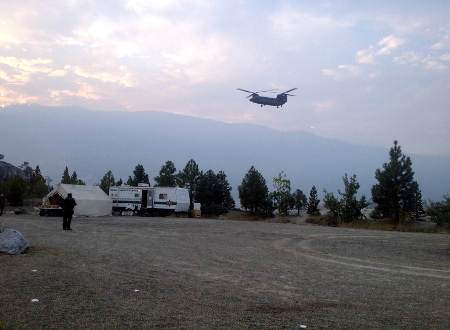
[257,88,278,93]
[238,88,278,94]
[280,88,297,94]
[237,88,255,94]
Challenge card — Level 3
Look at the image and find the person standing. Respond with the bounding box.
[0,193,5,216]
[60,193,77,230]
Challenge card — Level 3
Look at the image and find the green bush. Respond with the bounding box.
[426,194,450,226]
[3,175,27,206]
[201,205,228,216]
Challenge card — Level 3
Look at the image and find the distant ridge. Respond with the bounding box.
[1,104,449,201]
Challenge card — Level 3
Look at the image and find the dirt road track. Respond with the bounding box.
[1,215,449,329]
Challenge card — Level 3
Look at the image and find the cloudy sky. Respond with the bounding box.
[1,0,449,156]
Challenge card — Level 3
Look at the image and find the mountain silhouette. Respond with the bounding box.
[1,104,448,202]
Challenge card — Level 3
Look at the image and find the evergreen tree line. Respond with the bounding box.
[61,166,86,185]
[98,160,236,215]
[1,141,449,225]
[237,165,321,218]
[0,165,48,205]
[237,141,448,225]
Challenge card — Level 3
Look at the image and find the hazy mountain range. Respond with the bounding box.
[1,104,449,202]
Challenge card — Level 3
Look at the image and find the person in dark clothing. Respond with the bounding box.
[0,194,5,216]
[60,193,77,230]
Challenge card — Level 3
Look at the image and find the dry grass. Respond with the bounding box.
[266,218,294,224]
[305,214,334,226]
[27,245,67,256]
[246,301,356,314]
[305,214,449,233]
[342,219,449,233]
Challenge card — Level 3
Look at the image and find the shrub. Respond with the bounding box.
[201,205,228,216]
[305,214,337,226]
[426,194,450,226]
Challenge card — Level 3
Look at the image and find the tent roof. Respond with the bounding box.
[46,184,110,201]
[43,184,112,217]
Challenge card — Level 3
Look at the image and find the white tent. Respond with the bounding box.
[43,184,112,217]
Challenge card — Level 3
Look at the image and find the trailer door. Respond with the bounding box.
[141,189,148,208]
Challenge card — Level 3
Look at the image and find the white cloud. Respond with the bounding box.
[423,58,447,70]
[0,86,38,105]
[0,68,30,84]
[356,35,405,64]
[322,65,360,80]
[50,89,77,100]
[356,47,376,64]
[49,70,67,77]
[125,0,181,13]
[310,100,336,113]
[393,51,421,65]
[73,81,103,101]
[0,56,54,73]
[71,65,135,87]
[431,32,450,50]
[1,1,449,156]
[0,30,20,45]
[376,35,406,55]
[270,6,355,42]
[0,57,56,85]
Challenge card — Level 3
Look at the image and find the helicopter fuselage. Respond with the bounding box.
[237,88,296,108]
[249,94,288,107]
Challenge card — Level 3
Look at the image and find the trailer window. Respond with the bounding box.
[134,193,140,197]
[159,194,168,200]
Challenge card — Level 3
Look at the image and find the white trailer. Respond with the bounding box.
[109,184,191,216]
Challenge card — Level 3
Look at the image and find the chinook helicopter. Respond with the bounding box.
[237,88,297,108]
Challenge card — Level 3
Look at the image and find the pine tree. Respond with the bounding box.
[411,186,426,221]
[323,174,368,222]
[307,186,320,215]
[99,170,116,194]
[371,140,419,223]
[5,175,27,205]
[61,166,71,184]
[154,160,177,187]
[70,171,86,185]
[238,166,269,214]
[272,171,293,216]
[195,170,216,206]
[292,189,307,216]
[216,170,235,209]
[30,165,48,197]
[196,170,235,210]
[70,171,78,184]
[127,164,150,186]
[176,159,200,210]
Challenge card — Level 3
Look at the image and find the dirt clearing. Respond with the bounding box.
[1,214,449,329]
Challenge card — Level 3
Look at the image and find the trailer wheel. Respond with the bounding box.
[175,213,180,217]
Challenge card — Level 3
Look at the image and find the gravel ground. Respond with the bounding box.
[1,213,449,329]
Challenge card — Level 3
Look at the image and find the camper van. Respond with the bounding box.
[109,184,191,216]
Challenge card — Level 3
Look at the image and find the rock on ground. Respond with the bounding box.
[0,228,30,254]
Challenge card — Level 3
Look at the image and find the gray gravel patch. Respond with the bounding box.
[1,214,449,329]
